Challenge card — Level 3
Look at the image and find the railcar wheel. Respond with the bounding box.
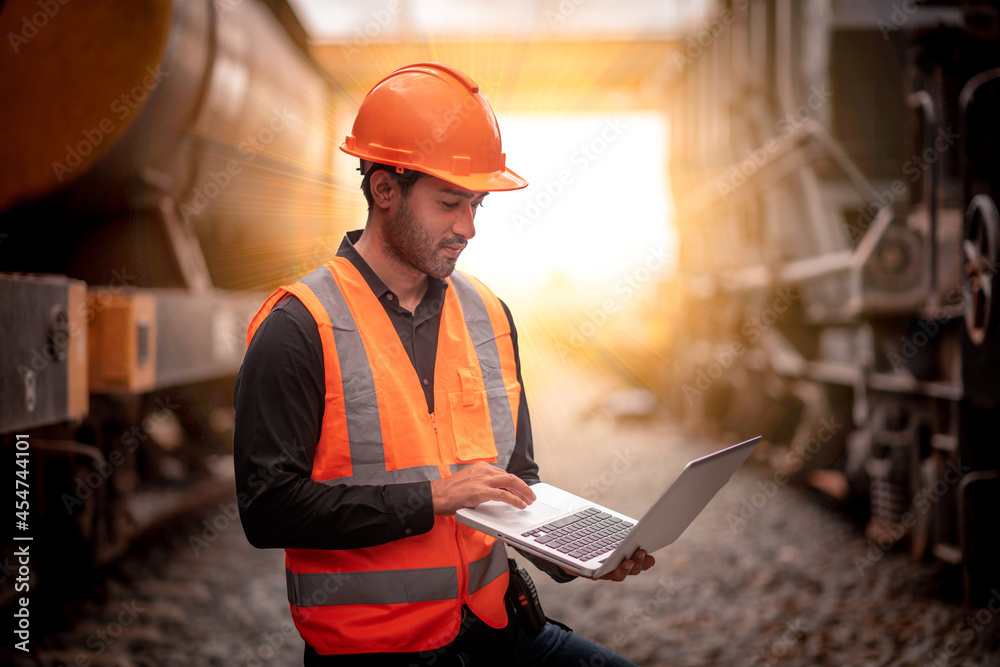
[963,194,1000,345]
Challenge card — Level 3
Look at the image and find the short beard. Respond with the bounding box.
[382,196,465,280]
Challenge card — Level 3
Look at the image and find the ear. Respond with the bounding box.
[369,169,395,210]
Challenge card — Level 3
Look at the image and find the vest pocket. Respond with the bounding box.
[449,368,499,463]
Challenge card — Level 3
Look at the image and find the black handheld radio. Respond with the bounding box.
[505,558,547,634]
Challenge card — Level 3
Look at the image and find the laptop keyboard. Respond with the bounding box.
[521,507,634,562]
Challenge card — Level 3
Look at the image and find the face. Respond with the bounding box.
[382,175,488,279]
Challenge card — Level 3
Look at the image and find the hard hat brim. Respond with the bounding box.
[340,142,529,192]
[416,164,529,193]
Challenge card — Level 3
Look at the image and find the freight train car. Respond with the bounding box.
[0,0,338,600]
[660,0,1000,600]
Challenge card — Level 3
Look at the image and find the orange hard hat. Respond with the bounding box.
[340,62,527,192]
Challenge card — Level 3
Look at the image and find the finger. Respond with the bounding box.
[502,487,531,509]
[628,550,647,575]
[599,569,626,582]
[500,488,535,508]
[598,560,629,581]
[466,464,535,507]
[631,549,646,574]
[492,485,534,510]
[498,489,532,509]
[469,463,534,502]
[484,486,530,509]
[499,473,536,505]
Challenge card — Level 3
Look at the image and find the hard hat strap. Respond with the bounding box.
[360,159,407,177]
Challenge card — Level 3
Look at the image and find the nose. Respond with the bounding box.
[453,202,477,240]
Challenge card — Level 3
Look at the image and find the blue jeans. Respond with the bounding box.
[508,621,638,667]
[302,605,638,666]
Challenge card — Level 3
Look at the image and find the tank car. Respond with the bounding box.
[0,0,338,601]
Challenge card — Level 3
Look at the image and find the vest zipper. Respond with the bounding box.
[430,412,449,481]
[430,411,470,609]
[455,522,470,609]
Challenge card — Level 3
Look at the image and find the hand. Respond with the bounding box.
[430,461,536,516]
[593,548,655,582]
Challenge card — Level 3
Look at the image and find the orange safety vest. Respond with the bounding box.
[246,257,520,655]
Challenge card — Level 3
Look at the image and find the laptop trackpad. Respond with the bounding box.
[467,499,566,532]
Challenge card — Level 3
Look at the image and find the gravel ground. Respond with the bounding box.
[524,420,1000,667]
[518,348,1000,667]
[8,507,304,667]
[6,349,1000,666]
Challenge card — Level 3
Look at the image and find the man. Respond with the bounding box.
[234,62,654,666]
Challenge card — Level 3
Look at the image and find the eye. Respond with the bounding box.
[441,200,460,209]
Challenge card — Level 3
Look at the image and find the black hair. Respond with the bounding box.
[360,162,426,211]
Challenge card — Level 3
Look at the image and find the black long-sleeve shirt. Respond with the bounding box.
[233,231,571,580]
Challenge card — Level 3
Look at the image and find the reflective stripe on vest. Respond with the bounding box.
[287,566,458,607]
[298,265,516,486]
[449,272,516,471]
[286,539,507,607]
[467,540,508,594]
[299,267,385,479]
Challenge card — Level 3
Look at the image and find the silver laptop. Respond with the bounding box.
[456,436,761,578]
